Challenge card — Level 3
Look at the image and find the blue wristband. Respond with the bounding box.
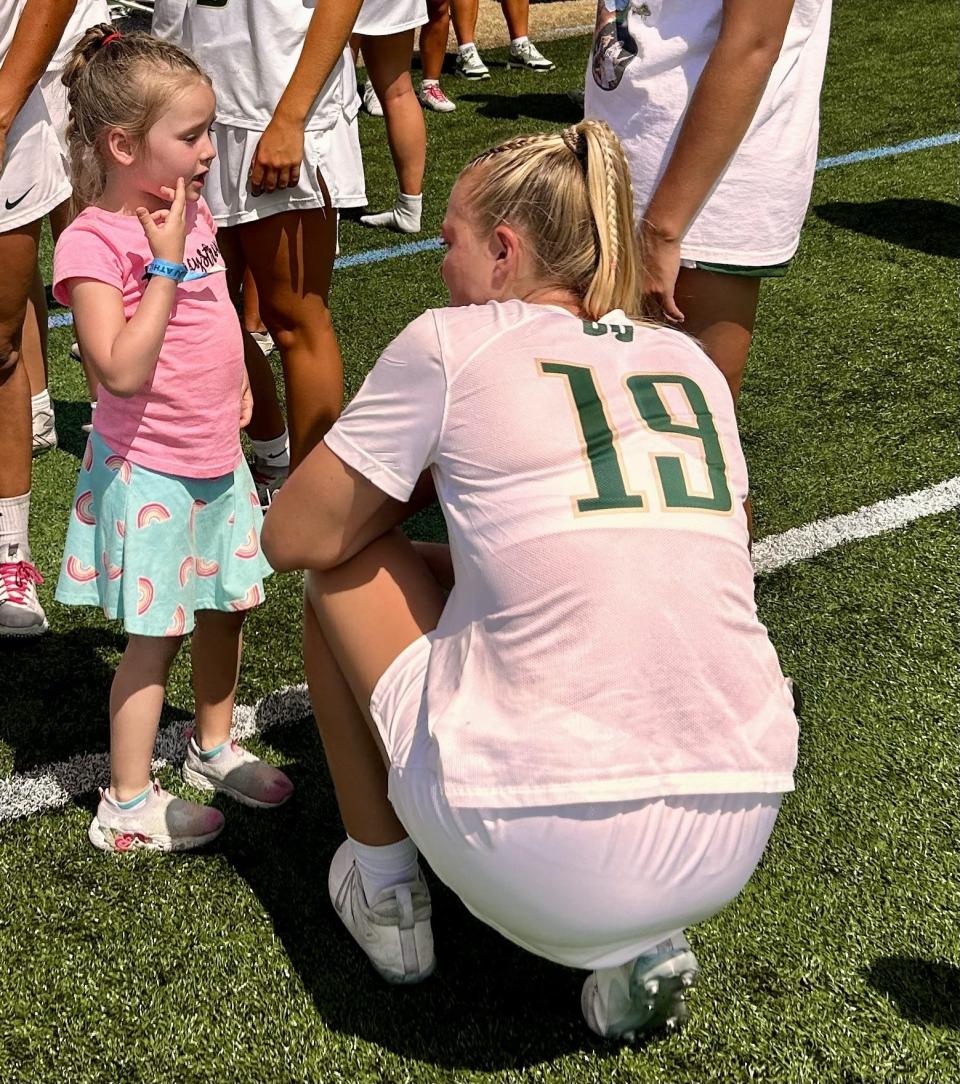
[145,258,188,282]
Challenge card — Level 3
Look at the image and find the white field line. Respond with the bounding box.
[2,475,958,823]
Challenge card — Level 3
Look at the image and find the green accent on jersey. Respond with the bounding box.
[626,375,733,512]
[582,321,607,336]
[581,321,635,342]
[539,362,645,513]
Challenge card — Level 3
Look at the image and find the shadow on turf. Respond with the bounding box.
[813,199,960,259]
[221,718,627,1069]
[457,90,582,125]
[52,398,93,462]
[864,957,960,1031]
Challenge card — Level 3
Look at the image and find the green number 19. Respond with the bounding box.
[540,362,732,514]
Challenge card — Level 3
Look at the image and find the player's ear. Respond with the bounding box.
[105,126,136,167]
[491,223,521,274]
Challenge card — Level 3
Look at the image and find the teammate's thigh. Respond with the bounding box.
[674,266,761,403]
[303,529,445,720]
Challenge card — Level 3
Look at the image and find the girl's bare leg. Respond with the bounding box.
[302,530,445,845]
[218,225,287,444]
[363,31,426,198]
[419,0,451,81]
[451,0,479,45]
[501,0,529,41]
[237,208,342,467]
[110,634,183,801]
[191,609,245,750]
[0,222,41,500]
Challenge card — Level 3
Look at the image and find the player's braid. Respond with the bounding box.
[599,129,621,275]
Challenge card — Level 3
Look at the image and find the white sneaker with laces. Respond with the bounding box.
[328,839,435,984]
[455,45,490,80]
[508,41,555,72]
[32,404,58,458]
[362,82,383,116]
[419,82,456,112]
[581,933,699,1041]
[0,544,47,637]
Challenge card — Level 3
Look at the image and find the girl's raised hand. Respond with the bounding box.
[136,177,188,264]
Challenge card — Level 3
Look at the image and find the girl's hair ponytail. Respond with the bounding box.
[62,25,210,211]
[462,120,644,321]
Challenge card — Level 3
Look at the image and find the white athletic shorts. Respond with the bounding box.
[371,634,784,970]
[204,115,366,228]
[354,0,427,36]
[0,86,71,233]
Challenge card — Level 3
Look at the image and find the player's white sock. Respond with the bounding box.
[31,389,51,421]
[422,78,439,88]
[251,429,290,469]
[458,42,477,54]
[511,35,530,49]
[348,834,420,901]
[0,491,31,560]
[359,192,422,234]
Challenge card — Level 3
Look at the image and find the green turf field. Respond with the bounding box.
[1,1,958,1080]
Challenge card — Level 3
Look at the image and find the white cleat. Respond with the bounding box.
[581,932,699,1042]
[328,839,435,985]
[32,405,58,458]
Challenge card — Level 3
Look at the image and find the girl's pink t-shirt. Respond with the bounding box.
[53,200,244,479]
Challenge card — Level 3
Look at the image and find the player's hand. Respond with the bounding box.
[640,221,685,325]
[248,115,303,196]
[239,370,253,429]
[136,177,187,264]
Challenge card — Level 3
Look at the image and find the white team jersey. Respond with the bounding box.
[325,301,798,807]
[152,0,352,132]
[0,1,25,62]
[52,0,109,68]
[585,0,832,266]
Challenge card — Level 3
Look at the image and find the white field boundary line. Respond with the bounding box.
[2,475,958,823]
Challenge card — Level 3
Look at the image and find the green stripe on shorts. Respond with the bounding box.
[690,259,792,278]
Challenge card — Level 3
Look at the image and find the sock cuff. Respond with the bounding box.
[31,389,51,408]
[458,42,476,52]
[250,430,290,463]
[112,784,152,810]
[511,35,530,47]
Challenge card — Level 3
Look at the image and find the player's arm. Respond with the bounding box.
[248,0,364,195]
[263,445,432,572]
[641,0,795,320]
[0,0,76,165]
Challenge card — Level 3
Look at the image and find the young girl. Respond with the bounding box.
[54,27,293,853]
[263,120,797,1040]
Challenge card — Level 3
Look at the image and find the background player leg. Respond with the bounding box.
[418,0,455,112]
[359,31,426,234]
[237,207,342,467]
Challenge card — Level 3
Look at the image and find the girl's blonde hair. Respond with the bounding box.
[62,25,210,210]
[461,120,643,320]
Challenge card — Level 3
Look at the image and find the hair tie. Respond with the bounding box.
[560,128,587,163]
[100,31,122,48]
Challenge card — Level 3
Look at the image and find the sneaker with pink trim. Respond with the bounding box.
[182,734,293,809]
[89,780,225,853]
[418,82,456,112]
[0,544,48,638]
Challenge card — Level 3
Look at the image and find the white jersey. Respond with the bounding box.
[52,0,109,69]
[585,0,832,266]
[152,0,353,132]
[325,301,798,808]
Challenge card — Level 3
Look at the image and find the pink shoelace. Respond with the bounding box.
[423,84,449,104]
[0,560,43,604]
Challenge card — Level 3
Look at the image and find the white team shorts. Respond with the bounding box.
[371,634,784,970]
[204,115,366,228]
[354,0,427,36]
[0,86,71,234]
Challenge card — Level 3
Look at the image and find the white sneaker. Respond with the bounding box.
[89,779,225,853]
[0,544,47,638]
[69,341,82,363]
[328,839,435,984]
[581,933,699,1041]
[32,403,58,458]
[508,41,555,72]
[455,45,490,80]
[362,82,383,116]
[182,734,294,809]
[419,82,456,112]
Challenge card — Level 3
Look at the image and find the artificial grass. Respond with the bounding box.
[2,0,958,1079]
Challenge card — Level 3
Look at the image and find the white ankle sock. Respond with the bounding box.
[359,192,422,235]
[251,429,290,469]
[458,42,476,54]
[348,834,419,901]
[31,389,51,419]
[422,79,439,88]
[511,35,529,49]
[0,491,30,558]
